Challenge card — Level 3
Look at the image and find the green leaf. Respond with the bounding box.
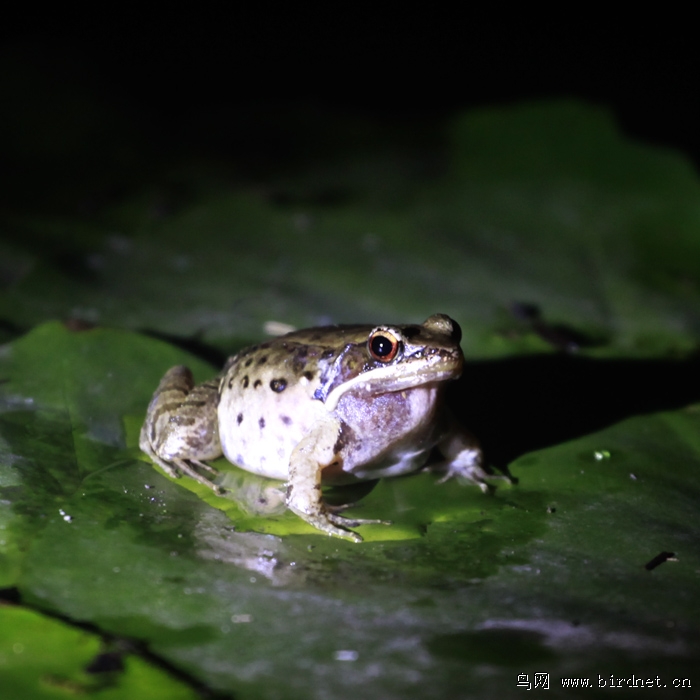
[2,102,700,698]
[0,605,201,699]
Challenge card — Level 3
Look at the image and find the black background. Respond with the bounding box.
[2,10,698,182]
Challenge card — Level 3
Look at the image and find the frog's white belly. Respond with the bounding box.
[218,376,444,483]
[217,382,327,481]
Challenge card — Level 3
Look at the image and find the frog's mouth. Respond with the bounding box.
[320,348,463,411]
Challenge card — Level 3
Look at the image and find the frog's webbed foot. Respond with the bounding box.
[286,506,389,543]
[172,459,224,494]
[145,450,225,495]
[431,458,510,491]
[433,422,512,491]
[297,508,365,542]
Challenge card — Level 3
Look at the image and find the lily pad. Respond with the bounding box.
[0,604,202,700]
[1,101,700,698]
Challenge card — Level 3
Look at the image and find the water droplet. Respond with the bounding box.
[594,450,611,461]
[231,614,253,623]
[334,650,359,662]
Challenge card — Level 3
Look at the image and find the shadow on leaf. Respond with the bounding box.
[451,354,700,468]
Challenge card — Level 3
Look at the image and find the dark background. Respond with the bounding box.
[1,11,699,217]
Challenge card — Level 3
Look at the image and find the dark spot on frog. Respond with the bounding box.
[245,358,254,367]
[237,413,243,425]
[291,345,310,372]
[257,356,268,365]
[333,422,355,454]
[242,375,249,388]
[228,377,234,389]
[270,378,287,393]
[280,415,292,425]
[254,379,262,388]
[322,349,335,359]
[259,417,266,429]
[303,370,314,381]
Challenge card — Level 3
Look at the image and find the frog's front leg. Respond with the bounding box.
[433,413,510,490]
[139,365,224,493]
[287,415,384,542]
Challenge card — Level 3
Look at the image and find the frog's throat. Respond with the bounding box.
[321,366,459,412]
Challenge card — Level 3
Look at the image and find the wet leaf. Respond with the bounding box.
[1,102,700,698]
[0,604,202,699]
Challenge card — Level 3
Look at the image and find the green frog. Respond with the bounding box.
[140,314,491,541]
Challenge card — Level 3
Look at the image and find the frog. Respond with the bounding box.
[139,313,493,542]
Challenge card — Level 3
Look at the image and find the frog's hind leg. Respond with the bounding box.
[139,365,225,494]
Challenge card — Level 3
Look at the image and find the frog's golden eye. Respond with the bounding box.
[368,331,400,362]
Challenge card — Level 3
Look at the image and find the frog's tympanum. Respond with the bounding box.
[140,314,491,541]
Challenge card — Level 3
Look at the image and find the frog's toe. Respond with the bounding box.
[190,459,219,475]
[324,501,362,515]
[308,513,364,542]
[149,453,181,480]
[327,512,391,528]
[172,459,224,494]
[433,460,512,490]
[288,507,383,542]
[325,501,391,524]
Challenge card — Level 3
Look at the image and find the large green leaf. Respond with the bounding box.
[0,605,201,700]
[2,102,700,698]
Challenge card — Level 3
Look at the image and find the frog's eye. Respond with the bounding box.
[368,331,400,362]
